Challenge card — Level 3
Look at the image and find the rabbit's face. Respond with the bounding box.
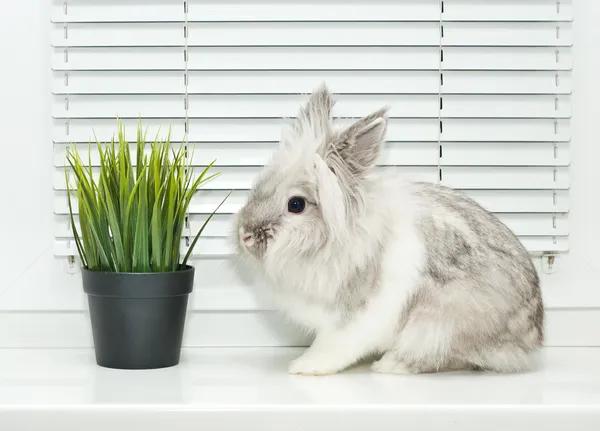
[237,160,328,262]
[236,84,389,267]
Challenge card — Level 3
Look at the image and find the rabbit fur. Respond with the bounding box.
[235,84,544,376]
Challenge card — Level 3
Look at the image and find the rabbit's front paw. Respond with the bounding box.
[288,351,345,376]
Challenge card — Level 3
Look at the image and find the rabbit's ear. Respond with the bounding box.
[327,106,389,177]
[283,83,335,146]
[298,82,335,130]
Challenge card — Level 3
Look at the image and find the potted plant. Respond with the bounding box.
[65,120,228,369]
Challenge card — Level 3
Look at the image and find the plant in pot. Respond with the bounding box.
[65,120,229,370]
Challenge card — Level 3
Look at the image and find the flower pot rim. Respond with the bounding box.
[81,264,194,276]
[82,265,195,298]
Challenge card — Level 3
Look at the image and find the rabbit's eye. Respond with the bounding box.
[287,197,306,214]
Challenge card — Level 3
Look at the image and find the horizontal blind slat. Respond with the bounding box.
[56,166,569,191]
[53,142,569,168]
[441,0,573,22]
[51,1,574,23]
[53,189,569,215]
[52,94,571,119]
[519,236,568,253]
[53,118,186,143]
[186,1,441,22]
[53,95,188,118]
[54,118,569,143]
[54,22,448,47]
[52,71,187,94]
[53,118,442,142]
[188,22,441,46]
[442,23,572,47]
[52,71,571,95]
[57,166,441,190]
[441,95,570,119]
[54,142,442,167]
[441,71,571,95]
[187,47,441,70]
[52,23,185,47]
[54,94,440,119]
[440,142,569,167]
[441,119,570,142]
[441,47,572,71]
[52,48,186,70]
[464,190,568,213]
[53,47,573,71]
[440,167,569,190]
[51,0,184,23]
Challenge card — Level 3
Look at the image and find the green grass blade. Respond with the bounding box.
[132,168,149,272]
[124,165,146,265]
[162,168,177,270]
[181,190,231,268]
[66,153,111,269]
[64,167,88,269]
[99,175,125,272]
[150,185,165,271]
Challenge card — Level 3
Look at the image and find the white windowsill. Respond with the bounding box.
[0,347,599,430]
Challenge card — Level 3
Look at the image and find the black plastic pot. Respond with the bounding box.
[82,266,194,370]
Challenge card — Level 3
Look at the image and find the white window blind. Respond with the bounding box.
[52,0,572,308]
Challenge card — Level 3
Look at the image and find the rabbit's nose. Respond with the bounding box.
[241,232,255,248]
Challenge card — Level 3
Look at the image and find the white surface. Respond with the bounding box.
[0,347,598,430]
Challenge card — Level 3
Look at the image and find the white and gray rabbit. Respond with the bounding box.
[235,84,544,376]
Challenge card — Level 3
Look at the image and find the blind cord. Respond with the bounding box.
[436,0,444,184]
[184,1,191,248]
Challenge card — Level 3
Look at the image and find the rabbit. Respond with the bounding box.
[234,84,544,376]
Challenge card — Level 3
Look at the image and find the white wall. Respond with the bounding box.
[0,0,598,348]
